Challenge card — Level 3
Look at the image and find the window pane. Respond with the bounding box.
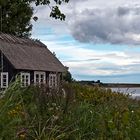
[36,78,39,82]
[3,75,6,78]
[3,83,6,86]
[41,75,44,78]
[40,79,43,83]
[36,74,39,78]
[3,79,6,83]
[26,82,28,86]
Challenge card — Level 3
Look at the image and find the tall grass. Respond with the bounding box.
[0,81,140,140]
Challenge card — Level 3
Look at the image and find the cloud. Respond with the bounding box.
[39,36,140,78]
[32,30,140,82]
[117,7,130,16]
[32,0,140,46]
[31,0,140,82]
[68,5,140,45]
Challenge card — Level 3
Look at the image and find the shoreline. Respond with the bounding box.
[131,95,140,100]
[102,83,140,88]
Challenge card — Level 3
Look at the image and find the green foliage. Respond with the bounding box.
[0,0,33,37]
[63,70,73,82]
[0,0,69,37]
[31,0,69,21]
[0,82,140,139]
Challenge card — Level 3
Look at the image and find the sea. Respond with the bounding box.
[110,87,140,99]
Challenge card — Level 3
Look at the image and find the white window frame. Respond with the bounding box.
[34,71,46,85]
[20,72,30,87]
[49,73,57,88]
[1,72,8,88]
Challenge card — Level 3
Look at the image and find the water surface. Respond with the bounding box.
[111,87,140,99]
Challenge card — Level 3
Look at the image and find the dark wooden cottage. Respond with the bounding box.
[0,33,66,88]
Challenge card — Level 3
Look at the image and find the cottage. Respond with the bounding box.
[0,33,66,88]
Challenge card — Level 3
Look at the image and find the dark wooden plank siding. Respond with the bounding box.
[0,52,16,83]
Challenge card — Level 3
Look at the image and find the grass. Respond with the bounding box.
[0,80,140,140]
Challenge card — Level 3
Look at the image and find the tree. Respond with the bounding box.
[0,0,69,37]
[63,70,73,83]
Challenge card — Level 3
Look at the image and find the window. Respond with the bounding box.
[21,72,30,87]
[34,72,46,85]
[1,72,8,88]
[49,74,57,88]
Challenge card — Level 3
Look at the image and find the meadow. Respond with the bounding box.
[0,80,140,140]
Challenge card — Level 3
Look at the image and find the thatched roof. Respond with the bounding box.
[0,33,66,72]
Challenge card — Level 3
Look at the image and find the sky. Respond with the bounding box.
[31,0,140,83]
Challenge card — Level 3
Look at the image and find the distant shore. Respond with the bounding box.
[102,83,140,88]
[78,81,140,88]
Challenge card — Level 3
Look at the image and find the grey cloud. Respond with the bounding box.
[117,7,130,16]
[99,63,140,71]
[62,58,100,62]
[69,6,140,45]
[132,61,140,64]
